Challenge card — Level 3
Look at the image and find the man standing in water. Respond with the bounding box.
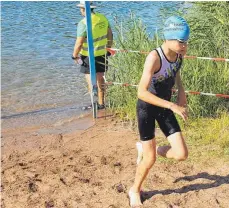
[129,16,190,207]
[72,1,113,110]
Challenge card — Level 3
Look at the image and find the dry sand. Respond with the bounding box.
[1,111,229,208]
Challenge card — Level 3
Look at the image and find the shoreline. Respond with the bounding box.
[2,111,229,208]
[1,107,95,137]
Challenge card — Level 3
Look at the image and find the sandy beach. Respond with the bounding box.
[1,110,229,208]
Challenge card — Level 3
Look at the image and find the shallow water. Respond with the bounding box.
[1,1,186,131]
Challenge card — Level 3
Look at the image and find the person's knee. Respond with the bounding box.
[174,149,188,161]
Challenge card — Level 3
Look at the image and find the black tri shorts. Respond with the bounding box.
[137,99,181,141]
[79,54,108,74]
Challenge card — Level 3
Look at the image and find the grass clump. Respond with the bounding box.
[182,1,229,117]
[184,112,229,161]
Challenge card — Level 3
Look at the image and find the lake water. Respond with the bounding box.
[1,1,186,131]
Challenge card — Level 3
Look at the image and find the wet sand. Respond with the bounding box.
[1,110,229,208]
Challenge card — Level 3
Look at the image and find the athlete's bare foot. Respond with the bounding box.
[128,188,142,207]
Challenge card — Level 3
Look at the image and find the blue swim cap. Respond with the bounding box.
[163,16,190,41]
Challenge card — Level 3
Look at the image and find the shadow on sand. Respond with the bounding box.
[142,172,229,202]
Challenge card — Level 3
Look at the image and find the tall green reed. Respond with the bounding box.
[106,13,157,121]
[182,1,229,117]
[106,3,229,120]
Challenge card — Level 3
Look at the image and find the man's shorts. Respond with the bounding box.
[79,55,108,74]
[137,99,181,141]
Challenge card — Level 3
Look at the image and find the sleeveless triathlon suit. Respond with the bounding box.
[137,47,183,141]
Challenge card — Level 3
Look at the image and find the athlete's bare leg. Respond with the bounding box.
[129,139,156,207]
[157,132,188,161]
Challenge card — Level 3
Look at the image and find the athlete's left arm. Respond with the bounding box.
[175,71,187,107]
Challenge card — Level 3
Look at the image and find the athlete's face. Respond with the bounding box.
[80,8,85,16]
[167,40,188,56]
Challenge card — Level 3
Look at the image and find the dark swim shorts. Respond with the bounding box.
[137,99,181,141]
[79,55,108,74]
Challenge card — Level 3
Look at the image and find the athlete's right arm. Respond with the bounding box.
[137,51,187,121]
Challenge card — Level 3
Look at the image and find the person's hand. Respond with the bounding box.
[170,103,188,121]
[72,56,82,65]
[72,55,78,61]
[74,57,80,64]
